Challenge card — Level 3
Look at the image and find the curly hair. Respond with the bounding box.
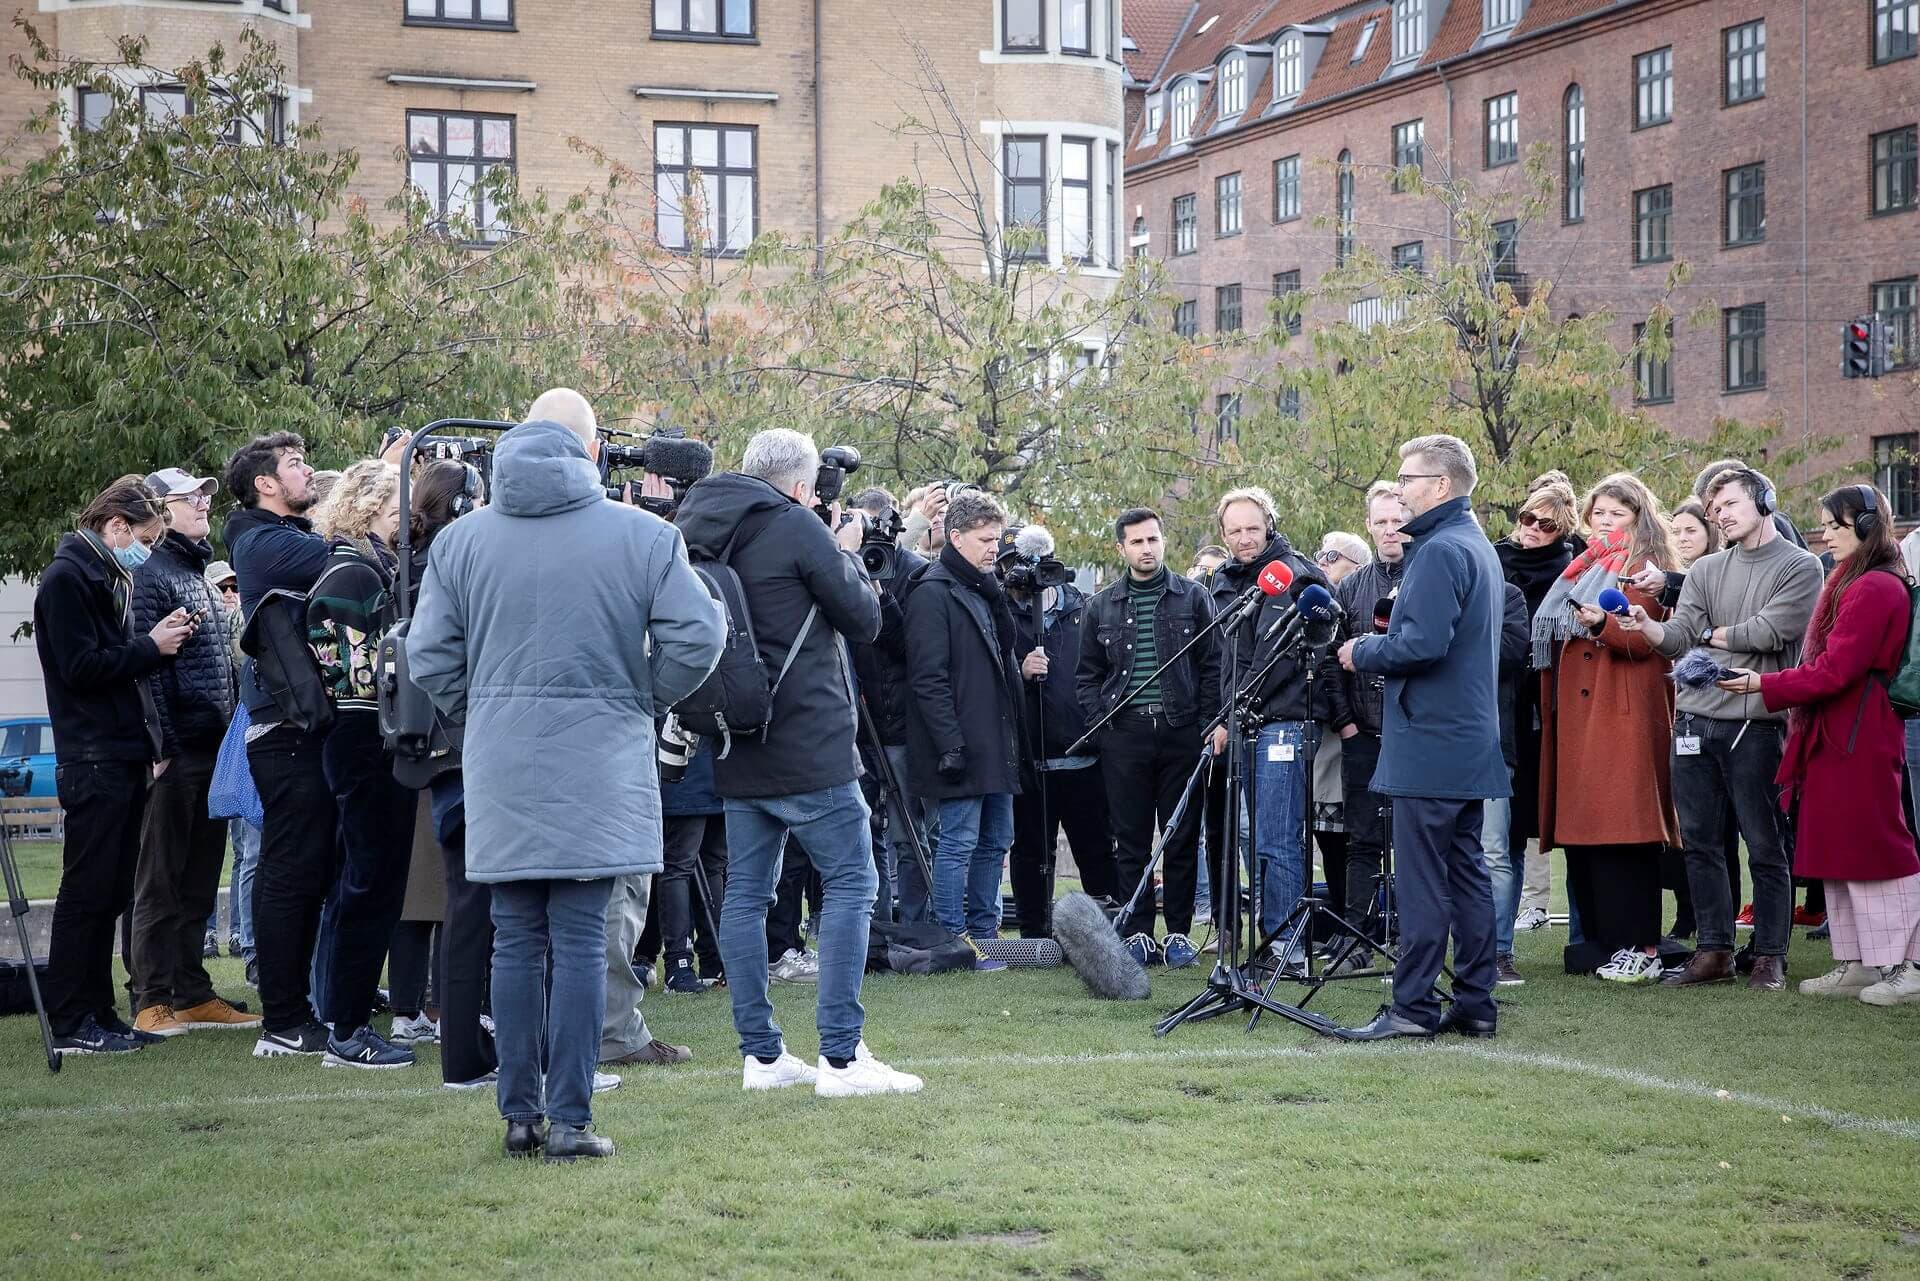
[312,460,400,543]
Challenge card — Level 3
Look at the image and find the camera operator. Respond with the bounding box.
[675,429,923,1097]
[845,486,933,922]
[1002,525,1113,936]
[1077,507,1222,969]
[900,484,950,557]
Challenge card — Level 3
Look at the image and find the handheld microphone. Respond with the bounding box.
[1225,560,1295,625]
[1372,596,1394,634]
[1596,587,1632,616]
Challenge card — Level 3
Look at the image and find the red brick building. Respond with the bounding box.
[1122,0,1920,512]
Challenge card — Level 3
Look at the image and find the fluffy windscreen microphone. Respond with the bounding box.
[1596,587,1632,615]
[1051,892,1151,1000]
[1013,525,1056,558]
[640,436,715,485]
[1372,596,1394,634]
[1672,647,1734,689]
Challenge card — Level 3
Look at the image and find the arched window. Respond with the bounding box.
[1219,55,1247,118]
[1335,149,1355,266]
[1132,215,1147,259]
[1563,84,1586,223]
[1171,80,1198,143]
[1273,36,1303,99]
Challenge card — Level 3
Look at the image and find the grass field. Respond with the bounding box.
[7,841,233,902]
[3,921,1917,1281]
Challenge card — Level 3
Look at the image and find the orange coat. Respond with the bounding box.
[1538,575,1681,848]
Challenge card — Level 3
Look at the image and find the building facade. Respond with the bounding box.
[1122,0,1920,513]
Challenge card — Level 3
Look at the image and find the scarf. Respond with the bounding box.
[1497,537,1575,616]
[76,527,134,626]
[940,541,1019,673]
[1529,527,1632,671]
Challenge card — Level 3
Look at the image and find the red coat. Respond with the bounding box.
[1760,567,1920,882]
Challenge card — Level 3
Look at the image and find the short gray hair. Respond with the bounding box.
[740,428,820,495]
[946,490,1008,538]
[849,486,896,516]
[1400,433,1477,495]
[1321,531,1369,563]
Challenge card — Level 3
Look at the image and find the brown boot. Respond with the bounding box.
[1661,948,1735,986]
[1746,954,1786,991]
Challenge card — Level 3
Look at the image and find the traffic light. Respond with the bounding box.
[1845,317,1874,379]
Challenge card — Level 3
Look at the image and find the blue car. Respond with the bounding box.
[0,717,58,798]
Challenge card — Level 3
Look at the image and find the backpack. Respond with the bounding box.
[865,919,978,975]
[1879,571,1920,717]
[674,507,818,755]
[240,588,335,735]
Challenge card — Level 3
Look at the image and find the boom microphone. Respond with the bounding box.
[1012,525,1056,558]
[1051,891,1151,1000]
[1596,587,1632,615]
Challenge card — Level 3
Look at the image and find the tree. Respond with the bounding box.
[0,24,600,579]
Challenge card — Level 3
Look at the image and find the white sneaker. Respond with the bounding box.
[816,1045,924,1098]
[593,1070,622,1094]
[1597,949,1662,984]
[1859,961,1920,1006]
[742,1044,818,1090]
[1799,960,1880,997]
[1515,906,1551,932]
[390,1013,439,1045]
[442,1071,497,1092]
[769,948,821,984]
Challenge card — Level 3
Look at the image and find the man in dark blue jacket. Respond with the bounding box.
[1337,435,1508,1040]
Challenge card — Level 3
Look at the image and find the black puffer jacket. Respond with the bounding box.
[1332,556,1406,737]
[132,531,236,757]
[1206,534,1345,727]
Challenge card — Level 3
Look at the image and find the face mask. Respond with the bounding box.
[113,539,152,571]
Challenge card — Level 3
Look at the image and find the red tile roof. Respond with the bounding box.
[1516,0,1620,36]
[1124,0,1198,83]
[1297,7,1391,107]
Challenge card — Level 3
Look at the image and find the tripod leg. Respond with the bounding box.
[1,826,61,1072]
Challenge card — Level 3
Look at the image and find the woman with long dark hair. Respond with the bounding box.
[1718,484,1920,1006]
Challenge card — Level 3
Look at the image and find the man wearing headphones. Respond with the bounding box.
[1621,465,1823,991]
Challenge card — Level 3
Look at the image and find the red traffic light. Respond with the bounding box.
[1850,323,1871,341]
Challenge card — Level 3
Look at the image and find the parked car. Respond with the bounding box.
[0,717,57,798]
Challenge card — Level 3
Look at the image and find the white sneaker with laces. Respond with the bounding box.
[742,1044,819,1090]
[592,1071,622,1094]
[1515,907,1551,932]
[1859,961,1920,1006]
[390,1013,439,1044]
[1798,960,1879,997]
[769,948,821,984]
[816,1044,924,1098]
[1597,950,1662,984]
[1593,948,1635,980]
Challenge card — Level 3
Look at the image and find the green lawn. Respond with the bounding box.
[3,924,1916,1280]
[7,840,233,902]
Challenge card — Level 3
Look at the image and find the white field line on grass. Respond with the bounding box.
[8,1041,1919,1143]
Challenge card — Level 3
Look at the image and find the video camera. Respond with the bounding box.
[811,445,862,524]
[384,427,496,485]
[998,550,1072,594]
[0,761,28,799]
[600,427,715,517]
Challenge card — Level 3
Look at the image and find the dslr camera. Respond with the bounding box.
[601,427,715,517]
[811,445,862,524]
[855,504,907,580]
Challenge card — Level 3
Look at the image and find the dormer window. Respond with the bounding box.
[1484,0,1524,33]
[1171,80,1198,143]
[1218,55,1247,118]
[1392,0,1427,63]
[1352,19,1377,62]
[1146,96,1164,133]
[1273,37,1303,99]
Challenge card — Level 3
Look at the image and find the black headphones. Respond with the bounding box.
[1722,466,1776,518]
[450,463,482,519]
[1853,483,1879,538]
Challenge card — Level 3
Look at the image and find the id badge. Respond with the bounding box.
[1676,735,1702,757]
[1268,742,1295,763]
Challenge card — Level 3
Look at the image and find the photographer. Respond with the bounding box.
[127,468,252,1037]
[845,486,932,922]
[1002,525,1113,936]
[904,491,1023,958]
[676,429,922,1097]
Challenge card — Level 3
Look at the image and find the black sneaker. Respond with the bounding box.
[203,930,220,960]
[253,1020,331,1058]
[322,1025,416,1070]
[54,1014,143,1056]
[98,1011,167,1046]
[664,958,705,994]
[245,958,260,989]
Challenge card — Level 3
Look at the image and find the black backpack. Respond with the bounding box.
[674,508,818,754]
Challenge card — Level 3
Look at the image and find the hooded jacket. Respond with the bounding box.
[406,419,725,883]
[225,504,330,720]
[34,532,166,764]
[132,530,236,757]
[672,470,882,799]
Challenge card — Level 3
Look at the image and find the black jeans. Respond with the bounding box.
[659,812,728,977]
[437,828,496,1086]
[127,749,226,1012]
[1391,796,1496,1029]
[1672,716,1791,956]
[766,837,812,959]
[247,724,338,1033]
[44,760,149,1035]
[1009,764,1114,936]
[319,712,417,1038]
[388,921,438,1016]
[1100,708,1208,939]
[1339,732,1388,941]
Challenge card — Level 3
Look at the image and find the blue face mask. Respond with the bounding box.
[113,539,152,571]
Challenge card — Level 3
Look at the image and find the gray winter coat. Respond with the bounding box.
[407,419,725,883]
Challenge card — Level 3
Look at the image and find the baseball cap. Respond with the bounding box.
[145,468,218,499]
[204,561,237,589]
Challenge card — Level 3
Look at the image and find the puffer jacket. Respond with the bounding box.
[1332,556,1405,737]
[132,531,237,757]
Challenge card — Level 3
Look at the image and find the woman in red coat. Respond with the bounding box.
[1719,483,1920,1006]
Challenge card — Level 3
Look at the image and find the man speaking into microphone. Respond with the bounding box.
[1208,487,1348,971]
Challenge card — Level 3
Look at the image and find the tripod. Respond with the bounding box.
[1,765,60,1071]
[856,693,937,916]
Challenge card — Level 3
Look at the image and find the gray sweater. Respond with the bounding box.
[1650,534,1825,721]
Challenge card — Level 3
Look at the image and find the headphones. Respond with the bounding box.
[1853,483,1880,538]
[1721,466,1776,518]
[450,462,483,519]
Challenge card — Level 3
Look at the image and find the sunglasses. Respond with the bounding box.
[1516,511,1561,535]
[1315,549,1353,566]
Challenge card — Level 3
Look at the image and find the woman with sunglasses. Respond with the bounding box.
[1315,532,1369,586]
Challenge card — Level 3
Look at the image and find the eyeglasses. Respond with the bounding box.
[168,493,212,510]
[1516,511,1561,535]
[1394,472,1443,486]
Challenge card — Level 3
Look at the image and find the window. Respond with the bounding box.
[654,123,756,255]
[1174,299,1198,338]
[1278,386,1302,419]
[1061,0,1090,54]
[406,0,512,26]
[1273,155,1301,222]
[1872,126,1917,214]
[1724,21,1765,104]
[1393,241,1425,273]
[1147,100,1164,134]
[1563,85,1586,222]
[1274,270,1302,336]
[1004,0,1043,50]
[1876,0,1918,64]
[1219,55,1247,118]
[1335,150,1355,266]
[1216,284,1243,333]
[1633,322,1674,404]
[1633,185,1672,264]
[653,0,752,36]
[1492,220,1520,280]
[1875,434,1920,520]
[1002,136,1047,260]
[1485,92,1518,167]
[1635,48,1672,128]
[1171,81,1198,143]
[1274,37,1303,99]
[1172,193,1197,254]
[1392,0,1426,62]
[1105,141,1120,268]
[1484,0,1523,32]
[1057,137,1092,262]
[76,88,112,132]
[123,84,286,145]
[1724,163,1765,246]
[1352,19,1377,62]
[1216,172,1242,236]
[408,111,515,241]
[1724,304,1766,391]
[1392,119,1424,191]
[1131,215,1147,260]
[1875,277,1918,368]
[1215,393,1242,441]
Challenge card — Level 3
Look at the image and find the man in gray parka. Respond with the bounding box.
[409,389,723,1163]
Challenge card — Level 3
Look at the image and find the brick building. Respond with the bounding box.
[1122,0,1920,513]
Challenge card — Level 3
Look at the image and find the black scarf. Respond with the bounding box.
[941,541,1019,674]
[1496,537,1575,618]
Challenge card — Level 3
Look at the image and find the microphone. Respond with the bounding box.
[1262,582,1342,649]
[1372,596,1394,634]
[1223,559,1295,625]
[1596,587,1632,616]
[1012,525,1055,558]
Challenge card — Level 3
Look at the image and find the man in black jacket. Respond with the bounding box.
[1004,526,1112,936]
[675,429,921,1097]
[127,468,253,1037]
[1077,507,1222,967]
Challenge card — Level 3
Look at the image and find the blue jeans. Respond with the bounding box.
[933,793,1012,940]
[720,783,876,1062]
[229,819,259,955]
[490,877,613,1129]
[1252,722,1310,940]
[1481,797,1519,956]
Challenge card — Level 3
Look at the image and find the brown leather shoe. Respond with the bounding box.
[602,1039,692,1066]
[1661,949,1736,986]
[1746,954,1786,991]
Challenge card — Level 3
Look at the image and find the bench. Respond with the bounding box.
[1,795,63,841]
